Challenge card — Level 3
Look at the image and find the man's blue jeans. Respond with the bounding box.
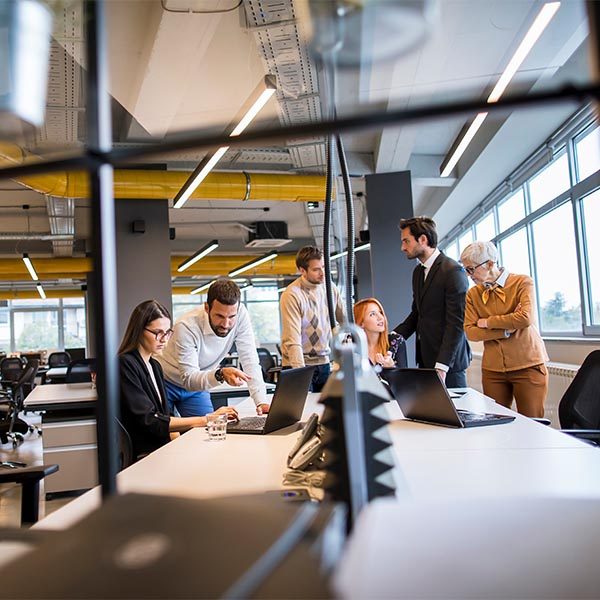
[164,380,213,417]
[311,363,331,393]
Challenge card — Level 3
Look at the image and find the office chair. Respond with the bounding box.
[116,419,134,471]
[47,351,71,368]
[1,357,24,386]
[256,347,281,383]
[64,347,86,361]
[65,358,96,383]
[0,463,59,524]
[0,364,38,447]
[555,350,600,445]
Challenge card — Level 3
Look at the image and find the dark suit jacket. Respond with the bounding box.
[119,350,170,458]
[394,252,471,373]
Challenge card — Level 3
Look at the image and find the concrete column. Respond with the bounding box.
[365,171,416,366]
[115,199,173,338]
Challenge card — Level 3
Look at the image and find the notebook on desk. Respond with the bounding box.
[382,368,515,428]
[227,366,315,435]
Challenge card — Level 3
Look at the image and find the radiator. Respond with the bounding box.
[466,353,579,428]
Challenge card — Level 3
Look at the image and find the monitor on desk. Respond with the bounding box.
[65,347,86,361]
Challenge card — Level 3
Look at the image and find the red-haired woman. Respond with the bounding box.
[353,298,405,369]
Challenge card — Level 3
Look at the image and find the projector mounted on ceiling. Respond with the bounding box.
[245,221,292,249]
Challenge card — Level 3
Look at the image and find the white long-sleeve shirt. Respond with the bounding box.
[157,304,267,406]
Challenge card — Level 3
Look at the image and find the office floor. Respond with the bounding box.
[0,413,75,528]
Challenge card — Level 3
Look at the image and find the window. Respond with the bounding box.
[575,125,600,182]
[498,189,525,232]
[0,307,9,350]
[499,227,530,277]
[474,212,496,242]
[172,294,203,321]
[13,310,59,351]
[458,230,473,254]
[443,240,459,261]
[580,189,600,326]
[531,203,581,332]
[64,307,87,348]
[528,152,571,212]
[243,286,281,345]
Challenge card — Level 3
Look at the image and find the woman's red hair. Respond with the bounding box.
[353,298,389,357]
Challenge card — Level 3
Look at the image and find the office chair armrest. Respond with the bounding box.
[267,366,282,375]
[531,417,552,426]
[560,429,600,445]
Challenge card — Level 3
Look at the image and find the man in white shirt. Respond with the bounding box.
[394,216,471,388]
[158,278,269,417]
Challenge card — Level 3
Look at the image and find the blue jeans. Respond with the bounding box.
[164,380,213,417]
[311,363,331,393]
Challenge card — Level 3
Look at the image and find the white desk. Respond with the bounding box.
[44,366,68,382]
[32,388,600,598]
[25,383,98,494]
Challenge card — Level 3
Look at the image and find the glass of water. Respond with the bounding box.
[206,413,228,441]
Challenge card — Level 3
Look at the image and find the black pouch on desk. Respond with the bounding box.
[0,493,344,599]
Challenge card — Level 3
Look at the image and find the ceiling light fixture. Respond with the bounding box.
[190,280,215,296]
[22,253,39,281]
[173,75,277,209]
[177,240,219,272]
[440,1,560,178]
[228,252,278,278]
[36,283,46,299]
[330,242,371,260]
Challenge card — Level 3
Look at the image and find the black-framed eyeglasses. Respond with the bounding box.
[464,260,488,275]
[144,328,174,342]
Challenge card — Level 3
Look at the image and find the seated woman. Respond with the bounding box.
[119,300,238,458]
[353,298,405,369]
[460,241,548,418]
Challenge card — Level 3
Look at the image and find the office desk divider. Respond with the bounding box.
[0,493,345,599]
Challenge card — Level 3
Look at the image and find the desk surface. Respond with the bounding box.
[25,382,96,407]
[36,388,600,531]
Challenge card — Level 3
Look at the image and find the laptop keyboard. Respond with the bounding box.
[227,415,267,431]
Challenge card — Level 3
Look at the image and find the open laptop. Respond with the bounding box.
[227,365,315,435]
[381,368,515,428]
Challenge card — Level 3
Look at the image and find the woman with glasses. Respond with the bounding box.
[460,241,548,417]
[353,298,406,369]
[119,300,238,459]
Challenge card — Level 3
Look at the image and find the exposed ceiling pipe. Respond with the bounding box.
[0,233,74,241]
[0,142,328,202]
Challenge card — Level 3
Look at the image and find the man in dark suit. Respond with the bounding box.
[394,216,471,388]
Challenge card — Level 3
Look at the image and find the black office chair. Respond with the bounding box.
[0,364,38,447]
[256,347,281,383]
[1,357,24,386]
[64,347,86,361]
[47,351,71,368]
[116,419,134,471]
[550,350,600,446]
[65,358,96,383]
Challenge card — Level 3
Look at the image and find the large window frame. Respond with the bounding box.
[440,112,600,339]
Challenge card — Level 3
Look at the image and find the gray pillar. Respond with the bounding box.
[365,171,416,366]
[355,251,372,300]
[115,199,173,338]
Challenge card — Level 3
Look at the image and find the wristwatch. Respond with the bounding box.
[214,367,225,383]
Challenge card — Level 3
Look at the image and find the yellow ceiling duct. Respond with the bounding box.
[0,254,298,281]
[0,289,85,300]
[0,142,327,202]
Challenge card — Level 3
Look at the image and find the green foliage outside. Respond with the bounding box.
[540,291,580,332]
[16,322,58,351]
[247,302,280,345]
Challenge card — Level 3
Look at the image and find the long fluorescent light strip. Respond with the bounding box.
[191,280,215,295]
[440,112,488,177]
[331,242,371,261]
[229,88,276,137]
[487,2,561,104]
[22,254,39,281]
[177,240,219,272]
[441,2,560,177]
[228,252,278,278]
[36,284,46,299]
[173,147,230,208]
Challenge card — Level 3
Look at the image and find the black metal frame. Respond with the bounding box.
[0,1,598,499]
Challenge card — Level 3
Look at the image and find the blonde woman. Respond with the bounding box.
[460,241,548,417]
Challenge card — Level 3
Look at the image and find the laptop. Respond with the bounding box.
[227,366,315,435]
[381,368,515,428]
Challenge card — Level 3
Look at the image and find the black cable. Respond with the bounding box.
[221,502,319,600]
[323,133,336,330]
[336,134,355,322]
[160,0,243,15]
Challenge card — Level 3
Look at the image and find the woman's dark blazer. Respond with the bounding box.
[119,349,170,457]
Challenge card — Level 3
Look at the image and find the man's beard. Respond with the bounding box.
[210,322,233,337]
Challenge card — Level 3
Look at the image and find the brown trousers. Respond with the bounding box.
[482,364,548,418]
